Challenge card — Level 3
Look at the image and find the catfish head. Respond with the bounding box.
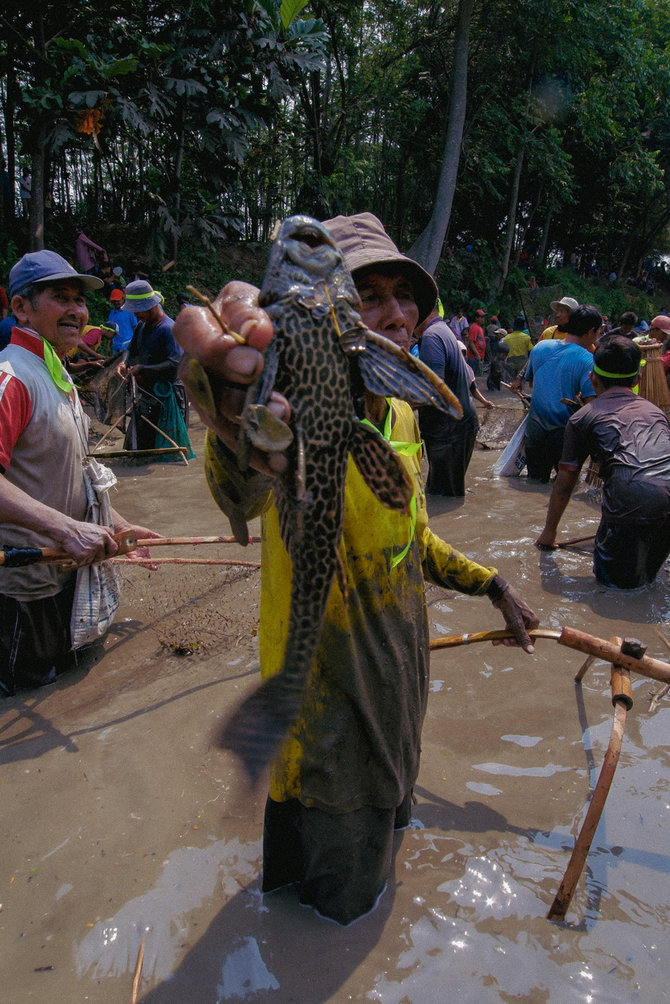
[259,215,361,316]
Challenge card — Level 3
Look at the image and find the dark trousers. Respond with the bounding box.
[124,382,189,452]
[524,416,565,482]
[0,581,76,696]
[422,414,478,497]
[594,518,670,589]
[262,793,412,925]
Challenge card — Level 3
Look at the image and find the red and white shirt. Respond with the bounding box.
[0,328,89,599]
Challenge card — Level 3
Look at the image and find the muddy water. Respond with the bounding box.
[2,402,669,1003]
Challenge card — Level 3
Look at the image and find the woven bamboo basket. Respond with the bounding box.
[637,339,670,414]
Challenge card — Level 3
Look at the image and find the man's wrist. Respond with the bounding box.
[486,573,509,602]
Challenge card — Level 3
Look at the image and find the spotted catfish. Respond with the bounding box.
[217,215,461,782]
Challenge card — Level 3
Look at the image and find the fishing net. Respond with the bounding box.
[78,350,128,424]
[153,381,196,460]
[477,404,527,449]
[115,561,259,656]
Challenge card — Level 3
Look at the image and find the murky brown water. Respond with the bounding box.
[2,398,669,1003]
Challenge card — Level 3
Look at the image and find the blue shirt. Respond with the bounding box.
[418,318,477,436]
[107,308,137,351]
[0,316,17,351]
[127,314,181,390]
[526,340,594,429]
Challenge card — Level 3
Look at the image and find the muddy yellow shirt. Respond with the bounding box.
[205,401,497,813]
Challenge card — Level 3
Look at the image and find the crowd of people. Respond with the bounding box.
[415,293,670,593]
[0,212,668,929]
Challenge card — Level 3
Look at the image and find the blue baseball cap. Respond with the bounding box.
[9,250,104,298]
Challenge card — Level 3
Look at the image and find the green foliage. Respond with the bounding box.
[2,0,670,312]
[280,0,309,29]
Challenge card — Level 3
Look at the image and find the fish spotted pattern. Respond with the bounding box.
[218,215,461,781]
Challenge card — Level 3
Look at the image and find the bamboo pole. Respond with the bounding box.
[547,638,641,921]
[429,628,560,649]
[429,626,670,684]
[558,627,670,684]
[557,533,596,549]
[130,939,145,1004]
[134,535,261,548]
[137,411,189,465]
[90,447,184,459]
[116,557,261,568]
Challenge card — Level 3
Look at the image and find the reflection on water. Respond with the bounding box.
[76,838,261,982]
[217,937,279,1000]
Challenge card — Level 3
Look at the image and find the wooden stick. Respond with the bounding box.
[186,285,246,343]
[501,381,531,408]
[574,654,596,682]
[429,626,670,684]
[137,411,189,466]
[134,535,261,548]
[2,534,262,569]
[90,401,132,451]
[548,700,627,920]
[1,530,138,568]
[547,638,642,921]
[557,534,596,549]
[429,628,560,649]
[653,627,670,654]
[131,938,145,1004]
[649,683,670,711]
[116,557,261,567]
[89,447,184,459]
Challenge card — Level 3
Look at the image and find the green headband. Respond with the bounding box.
[593,362,639,380]
[125,290,156,301]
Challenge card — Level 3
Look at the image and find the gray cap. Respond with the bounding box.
[549,296,579,313]
[122,279,163,312]
[9,250,103,298]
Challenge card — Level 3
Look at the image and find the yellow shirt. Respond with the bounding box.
[502,329,533,357]
[540,325,562,341]
[205,402,496,811]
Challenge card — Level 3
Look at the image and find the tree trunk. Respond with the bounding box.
[537,206,552,265]
[408,0,475,274]
[28,11,48,250]
[172,99,187,260]
[29,125,47,251]
[487,144,525,300]
[1,54,19,229]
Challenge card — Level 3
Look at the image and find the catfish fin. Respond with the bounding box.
[184,358,217,419]
[216,670,307,785]
[349,421,413,513]
[243,403,294,454]
[359,334,462,417]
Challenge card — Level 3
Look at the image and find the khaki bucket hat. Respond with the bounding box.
[323,212,438,324]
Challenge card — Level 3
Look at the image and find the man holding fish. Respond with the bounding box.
[175,212,539,925]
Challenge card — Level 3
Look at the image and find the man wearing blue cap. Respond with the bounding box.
[0,250,158,695]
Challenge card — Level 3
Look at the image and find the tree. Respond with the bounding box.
[408,0,474,274]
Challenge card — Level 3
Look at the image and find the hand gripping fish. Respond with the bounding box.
[217,215,462,781]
